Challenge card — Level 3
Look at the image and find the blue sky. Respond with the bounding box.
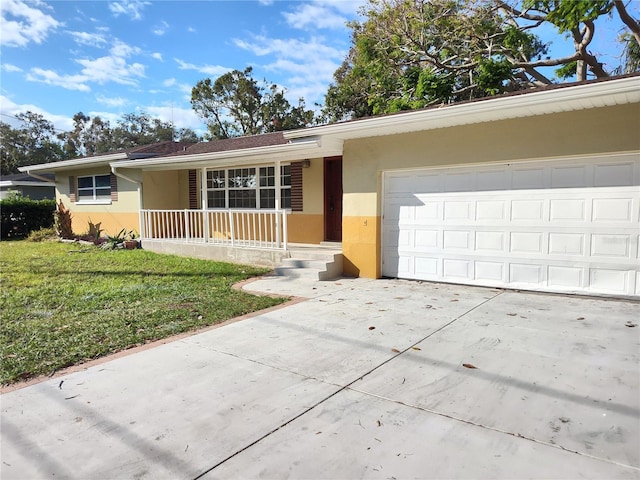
[0,0,634,136]
[0,0,363,134]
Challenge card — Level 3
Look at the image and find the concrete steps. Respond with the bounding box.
[275,244,343,281]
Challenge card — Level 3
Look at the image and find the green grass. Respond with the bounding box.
[0,241,286,385]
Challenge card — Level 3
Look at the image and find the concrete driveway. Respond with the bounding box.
[1,278,639,479]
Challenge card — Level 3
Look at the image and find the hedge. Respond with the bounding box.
[0,197,56,239]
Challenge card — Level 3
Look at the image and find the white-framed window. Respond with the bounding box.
[77,174,111,203]
[206,165,291,209]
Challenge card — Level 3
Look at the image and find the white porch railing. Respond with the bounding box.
[140,209,288,250]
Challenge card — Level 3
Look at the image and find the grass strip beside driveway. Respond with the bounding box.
[0,241,286,385]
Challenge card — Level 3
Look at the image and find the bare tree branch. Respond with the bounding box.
[614,0,640,45]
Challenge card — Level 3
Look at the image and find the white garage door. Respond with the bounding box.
[382,154,640,297]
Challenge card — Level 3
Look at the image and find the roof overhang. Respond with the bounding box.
[113,137,343,171]
[18,152,128,174]
[0,180,55,188]
[284,75,640,142]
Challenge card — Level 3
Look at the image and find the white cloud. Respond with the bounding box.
[109,39,140,57]
[283,4,347,30]
[25,68,91,92]
[0,95,74,131]
[233,34,346,105]
[151,52,163,61]
[86,110,121,125]
[0,0,61,47]
[187,26,196,33]
[75,55,145,86]
[145,105,204,131]
[153,20,169,36]
[162,78,177,87]
[95,95,127,107]
[174,58,230,77]
[67,30,108,47]
[282,0,365,31]
[2,63,23,72]
[26,38,146,91]
[257,0,274,5]
[108,0,149,20]
[234,35,343,63]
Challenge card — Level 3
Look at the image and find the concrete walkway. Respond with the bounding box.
[1,277,639,479]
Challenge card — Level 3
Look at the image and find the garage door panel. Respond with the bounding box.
[443,230,471,249]
[415,230,438,248]
[382,154,640,297]
[476,200,506,220]
[551,165,589,188]
[594,162,635,187]
[511,200,545,221]
[589,269,630,294]
[548,233,585,255]
[477,170,508,191]
[512,168,546,189]
[415,257,439,276]
[509,263,544,285]
[592,198,632,221]
[415,202,440,220]
[475,231,505,251]
[475,261,504,282]
[548,265,584,288]
[444,201,473,220]
[550,199,586,221]
[591,234,630,258]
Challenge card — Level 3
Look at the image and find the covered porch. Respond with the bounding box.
[111,132,345,269]
[139,207,291,267]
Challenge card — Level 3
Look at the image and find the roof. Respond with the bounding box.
[285,73,640,142]
[175,132,288,156]
[19,141,196,173]
[20,74,640,174]
[0,172,55,188]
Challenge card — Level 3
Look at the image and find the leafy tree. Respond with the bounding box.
[110,112,174,150]
[59,113,114,158]
[191,67,315,139]
[323,0,639,121]
[1,112,65,175]
[59,112,200,157]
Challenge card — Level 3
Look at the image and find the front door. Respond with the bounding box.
[324,156,343,242]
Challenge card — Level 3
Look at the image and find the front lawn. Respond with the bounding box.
[0,241,286,385]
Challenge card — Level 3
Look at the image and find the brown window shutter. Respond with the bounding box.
[69,176,76,203]
[290,162,303,212]
[110,173,118,201]
[189,170,198,209]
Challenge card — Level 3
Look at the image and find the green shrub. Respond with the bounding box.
[0,195,56,239]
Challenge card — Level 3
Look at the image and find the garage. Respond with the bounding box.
[382,153,640,297]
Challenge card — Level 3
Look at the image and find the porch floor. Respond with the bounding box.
[140,239,342,269]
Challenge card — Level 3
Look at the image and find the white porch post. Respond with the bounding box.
[275,160,281,248]
[200,168,209,243]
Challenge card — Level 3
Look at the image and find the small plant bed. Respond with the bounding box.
[0,241,286,385]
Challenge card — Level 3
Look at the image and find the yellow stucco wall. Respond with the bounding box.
[342,103,640,279]
[143,170,191,210]
[56,167,141,236]
[287,157,325,244]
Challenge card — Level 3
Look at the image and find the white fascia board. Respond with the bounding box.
[0,181,55,187]
[284,76,640,141]
[112,139,329,171]
[18,152,128,173]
